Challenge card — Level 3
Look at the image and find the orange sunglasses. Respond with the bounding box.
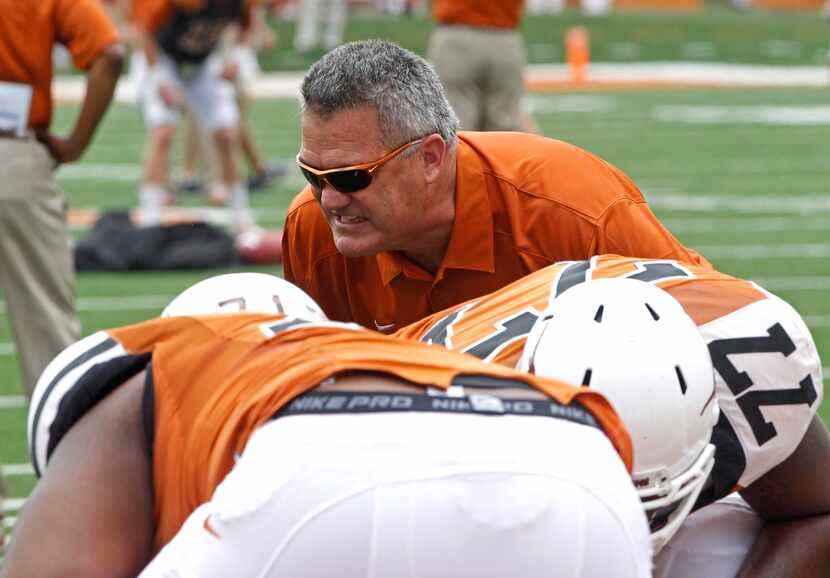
[296,137,423,194]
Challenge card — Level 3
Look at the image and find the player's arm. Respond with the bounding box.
[736,415,830,577]
[1,372,154,578]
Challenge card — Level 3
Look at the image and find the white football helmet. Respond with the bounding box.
[162,272,326,321]
[518,278,717,555]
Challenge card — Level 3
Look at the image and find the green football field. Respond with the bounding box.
[2,85,829,532]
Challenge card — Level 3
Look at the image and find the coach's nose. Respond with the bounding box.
[318,180,352,212]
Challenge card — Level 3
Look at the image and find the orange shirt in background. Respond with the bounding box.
[283,131,710,332]
[102,314,631,549]
[0,0,119,129]
[131,0,253,34]
[431,0,524,29]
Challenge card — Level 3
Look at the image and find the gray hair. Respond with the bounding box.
[300,39,459,148]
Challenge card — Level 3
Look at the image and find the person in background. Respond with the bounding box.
[133,0,253,231]
[427,0,526,131]
[0,0,123,549]
[177,3,287,200]
[292,0,347,54]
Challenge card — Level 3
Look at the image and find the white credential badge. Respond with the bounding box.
[0,81,32,135]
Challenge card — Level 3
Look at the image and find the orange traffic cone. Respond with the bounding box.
[566,26,590,84]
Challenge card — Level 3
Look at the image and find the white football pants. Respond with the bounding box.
[139,412,653,578]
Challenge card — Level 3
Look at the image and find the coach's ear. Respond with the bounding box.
[0,372,154,578]
[420,133,448,184]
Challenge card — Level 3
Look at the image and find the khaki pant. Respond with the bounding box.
[0,136,80,397]
[428,25,525,132]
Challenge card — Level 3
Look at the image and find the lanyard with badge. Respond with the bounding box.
[0,82,32,136]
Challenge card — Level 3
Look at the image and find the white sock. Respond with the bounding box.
[139,183,166,226]
[229,181,252,231]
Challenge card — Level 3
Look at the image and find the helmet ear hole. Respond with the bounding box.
[593,304,604,323]
[675,366,688,395]
[581,368,593,386]
[645,302,660,320]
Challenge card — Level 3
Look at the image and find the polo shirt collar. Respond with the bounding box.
[376,136,495,286]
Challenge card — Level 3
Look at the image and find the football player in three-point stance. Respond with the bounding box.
[4,274,653,578]
[395,254,830,577]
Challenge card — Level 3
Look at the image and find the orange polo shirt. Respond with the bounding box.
[432,0,523,29]
[282,131,709,333]
[0,0,119,129]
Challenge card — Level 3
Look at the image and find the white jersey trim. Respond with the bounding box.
[27,332,129,476]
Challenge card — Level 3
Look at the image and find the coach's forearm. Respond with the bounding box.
[736,514,830,578]
[70,43,124,153]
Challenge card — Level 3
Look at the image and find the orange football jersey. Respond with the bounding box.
[395,254,823,509]
[394,254,763,367]
[29,313,631,551]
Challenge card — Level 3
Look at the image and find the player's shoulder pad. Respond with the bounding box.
[27,331,152,477]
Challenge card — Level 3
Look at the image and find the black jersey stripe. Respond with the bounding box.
[30,336,120,476]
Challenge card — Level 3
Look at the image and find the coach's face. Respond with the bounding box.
[299,105,436,258]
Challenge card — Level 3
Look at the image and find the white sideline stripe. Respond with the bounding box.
[664,218,830,234]
[2,498,25,513]
[52,63,830,104]
[0,396,26,408]
[699,244,830,259]
[1,464,33,477]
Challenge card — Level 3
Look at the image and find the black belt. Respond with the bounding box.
[0,129,25,139]
[275,390,600,430]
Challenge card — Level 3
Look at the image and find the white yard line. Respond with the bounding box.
[653,104,830,125]
[0,295,172,315]
[0,396,26,408]
[698,244,830,259]
[0,464,33,477]
[2,498,25,513]
[754,278,830,291]
[649,194,830,214]
[664,217,830,234]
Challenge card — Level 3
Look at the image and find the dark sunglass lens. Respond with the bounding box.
[329,169,373,194]
[299,167,322,189]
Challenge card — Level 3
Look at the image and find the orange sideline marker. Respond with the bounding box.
[566,26,590,84]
